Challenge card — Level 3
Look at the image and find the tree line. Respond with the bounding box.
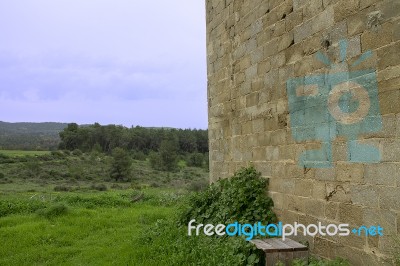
[58,123,209,174]
[58,123,208,154]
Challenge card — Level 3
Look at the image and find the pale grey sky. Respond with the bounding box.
[0,1,207,128]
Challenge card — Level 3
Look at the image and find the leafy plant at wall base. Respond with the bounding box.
[177,166,276,265]
[180,166,277,225]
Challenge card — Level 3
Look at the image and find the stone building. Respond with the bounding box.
[206,0,400,264]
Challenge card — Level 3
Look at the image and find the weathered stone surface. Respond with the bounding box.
[338,203,363,226]
[325,202,339,221]
[294,7,334,43]
[361,22,393,51]
[336,162,364,182]
[351,185,379,207]
[379,89,400,115]
[378,41,400,70]
[206,0,400,263]
[365,163,399,186]
[333,0,360,22]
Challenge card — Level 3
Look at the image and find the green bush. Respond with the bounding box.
[90,183,108,191]
[131,150,146,161]
[110,148,132,181]
[180,166,276,225]
[54,185,72,192]
[154,166,275,265]
[72,149,83,156]
[187,179,208,192]
[149,151,162,170]
[37,203,69,219]
[0,172,4,179]
[51,150,65,158]
[187,152,205,167]
[139,218,264,266]
[60,194,131,208]
[0,199,47,217]
[0,153,9,159]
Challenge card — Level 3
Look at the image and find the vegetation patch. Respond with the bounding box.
[180,166,276,225]
[37,203,69,219]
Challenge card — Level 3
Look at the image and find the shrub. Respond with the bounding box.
[131,150,146,161]
[149,151,162,170]
[37,203,69,219]
[51,150,65,158]
[72,149,83,156]
[0,199,47,217]
[24,161,41,178]
[172,167,277,266]
[0,172,4,179]
[37,154,53,161]
[139,218,264,266]
[54,185,72,192]
[110,148,132,181]
[187,152,204,167]
[0,153,9,159]
[110,183,123,189]
[149,138,179,172]
[91,183,108,191]
[187,179,208,192]
[180,166,276,225]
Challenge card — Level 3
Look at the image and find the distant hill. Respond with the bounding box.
[0,121,68,135]
[0,121,69,150]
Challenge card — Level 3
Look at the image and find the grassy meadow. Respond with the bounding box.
[0,191,175,265]
[0,150,356,265]
[0,150,51,157]
[0,150,210,265]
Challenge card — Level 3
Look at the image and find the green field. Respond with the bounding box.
[0,150,51,157]
[0,151,356,265]
[0,150,214,265]
[0,190,177,265]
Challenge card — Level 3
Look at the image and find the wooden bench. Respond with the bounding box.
[250,238,309,266]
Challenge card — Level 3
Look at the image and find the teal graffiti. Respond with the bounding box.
[286,39,382,168]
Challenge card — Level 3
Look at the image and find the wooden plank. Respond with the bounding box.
[263,238,294,252]
[249,239,274,251]
[294,250,309,260]
[279,251,293,265]
[250,238,309,265]
[282,238,308,251]
[250,238,309,252]
[266,253,278,266]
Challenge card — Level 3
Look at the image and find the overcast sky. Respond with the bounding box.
[0,1,207,129]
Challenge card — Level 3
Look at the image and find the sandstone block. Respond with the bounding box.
[338,203,363,226]
[325,202,339,221]
[361,22,393,51]
[365,163,399,186]
[246,92,259,107]
[379,89,400,115]
[294,179,313,197]
[333,0,360,22]
[304,198,326,217]
[381,140,400,162]
[351,185,379,208]
[378,41,400,70]
[378,186,400,210]
[252,147,266,161]
[336,163,364,182]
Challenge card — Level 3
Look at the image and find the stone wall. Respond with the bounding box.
[206,0,400,264]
